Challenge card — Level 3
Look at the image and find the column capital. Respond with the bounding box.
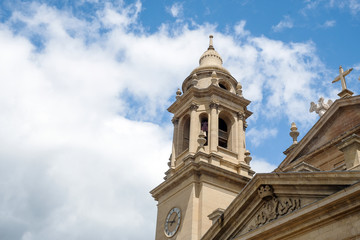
[209,102,219,110]
[172,117,179,125]
[237,112,246,121]
[190,103,199,111]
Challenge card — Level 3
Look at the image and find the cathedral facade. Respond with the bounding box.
[151,36,360,240]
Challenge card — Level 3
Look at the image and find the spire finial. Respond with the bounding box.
[208,35,214,50]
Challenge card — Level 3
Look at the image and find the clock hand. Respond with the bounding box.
[170,214,177,226]
[167,220,175,225]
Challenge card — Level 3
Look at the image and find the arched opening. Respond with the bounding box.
[199,113,209,146]
[218,80,230,91]
[218,118,228,148]
[218,111,234,150]
[179,115,190,153]
[219,83,228,90]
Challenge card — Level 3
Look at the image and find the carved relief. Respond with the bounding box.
[247,186,301,232]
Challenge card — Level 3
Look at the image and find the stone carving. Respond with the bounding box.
[197,131,207,150]
[211,71,218,86]
[175,88,182,100]
[237,112,248,131]
[236,83,243,97]
[289,122,299,144]
[190,104,199,111]
[310,97,333,117]
[257,185,274,200]
[244,150,252,165]
[172,118,179,125]
[237,112,245,121]
[191,74,198,87]
[247,185,301,232]
[209,102,219,110]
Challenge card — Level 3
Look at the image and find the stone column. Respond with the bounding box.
[237,112,246,162]
[209,102,219,152]
[171,118,179,169]
[189,104,199,154]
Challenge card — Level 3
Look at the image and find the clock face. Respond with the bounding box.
[164,207,181,237]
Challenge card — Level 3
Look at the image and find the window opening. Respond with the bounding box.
[201,118,208,146]
[219,118,228,148]
[181,117,190,152]
[219,83,227,90]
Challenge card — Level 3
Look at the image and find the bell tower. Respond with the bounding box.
[151,36,254,240]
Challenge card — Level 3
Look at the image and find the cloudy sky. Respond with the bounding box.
[0,0,359,239]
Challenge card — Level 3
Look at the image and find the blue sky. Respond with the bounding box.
[0,0,359,239]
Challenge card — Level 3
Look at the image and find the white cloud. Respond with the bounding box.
[251,158,277,173]
[166,2,184,18]
[0,1,332,239]
[303,0,360,15]
[349,0,360,14]
[272,16,293,32]
[234,20,250,37]
[321,20,336,28]
[247,127,278,147]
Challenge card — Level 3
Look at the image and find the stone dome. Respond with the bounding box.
[191,35,230,75]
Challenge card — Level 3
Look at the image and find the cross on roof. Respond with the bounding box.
[332,65,353,91]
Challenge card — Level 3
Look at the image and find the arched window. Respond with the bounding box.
[219,83,228,90]
[218,118,228,148]
[218,80,230,91]
[179,115,190,153]
[218,111,234,150]
[200,113,209,146]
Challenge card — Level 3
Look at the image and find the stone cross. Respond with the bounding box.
[310,97,333,117]
[332,65,353,91]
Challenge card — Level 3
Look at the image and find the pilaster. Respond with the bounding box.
[209,102,219,153]
[189,104,199,154]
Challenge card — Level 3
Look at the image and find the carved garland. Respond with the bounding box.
[248,185,301,232]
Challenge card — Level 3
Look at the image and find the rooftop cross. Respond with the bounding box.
[332,65,353,91]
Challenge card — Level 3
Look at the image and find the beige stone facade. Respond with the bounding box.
[151,36,360,240]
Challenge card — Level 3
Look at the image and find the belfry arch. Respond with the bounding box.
[151,35,254,240]
[199,112,209,146]
[179,115,190,154]
[218,111,234,151]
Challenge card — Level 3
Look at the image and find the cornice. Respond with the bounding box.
[150,161,251,201]
[168,85,252,118]
[201,171,360,240]
[277,95,360,171]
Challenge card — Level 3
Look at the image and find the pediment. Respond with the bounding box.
[278,95,360,171]
[201,171,360,240]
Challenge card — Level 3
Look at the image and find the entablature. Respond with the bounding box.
[168,85,252,119]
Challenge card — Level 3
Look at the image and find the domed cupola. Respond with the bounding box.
[191,35,230,75]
